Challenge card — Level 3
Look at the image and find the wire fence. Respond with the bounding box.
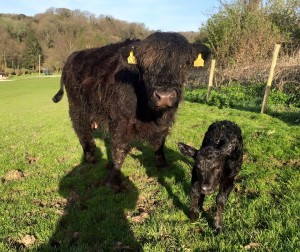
[187,47,300,94]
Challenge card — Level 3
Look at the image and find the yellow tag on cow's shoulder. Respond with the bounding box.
[194,53,204,67]
[127,51,137,65]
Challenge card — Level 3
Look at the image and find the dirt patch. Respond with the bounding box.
[2,169,25,182]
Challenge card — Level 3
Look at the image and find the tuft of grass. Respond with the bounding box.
[0,78,299,251]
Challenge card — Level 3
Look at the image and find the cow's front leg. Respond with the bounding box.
[106,145,130,189]
[106,132,130,189]
[154,138,168,169]
[214,177,234,234]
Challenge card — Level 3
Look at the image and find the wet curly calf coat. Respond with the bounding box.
[52,32,210,188]
[178,120,243,233]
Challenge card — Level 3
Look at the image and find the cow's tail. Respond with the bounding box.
[52,78,64,103]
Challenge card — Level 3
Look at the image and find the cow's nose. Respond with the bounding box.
[153,90,178,107]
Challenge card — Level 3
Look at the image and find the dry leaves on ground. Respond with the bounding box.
[2,169,25,182]
[243,242,260,250]
[19,234,36,248]
[26,155,39,164]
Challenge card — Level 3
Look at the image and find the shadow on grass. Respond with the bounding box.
[268,110,300,125]
[38,129,214,250]
[130,143,223,232]
[130,143,191,217]
[38,138,140,250]
[185,96,300,126]
[229,102,300,126]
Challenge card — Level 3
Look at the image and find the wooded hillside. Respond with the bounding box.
[0,8,153,73]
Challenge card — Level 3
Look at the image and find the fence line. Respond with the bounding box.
[261,44,281,113]
[206,59,216,101]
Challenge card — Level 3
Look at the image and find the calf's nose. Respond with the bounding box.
[153,90,178,107]
[201,185,213,194]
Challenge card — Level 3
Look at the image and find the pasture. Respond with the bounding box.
[0,77,299,251]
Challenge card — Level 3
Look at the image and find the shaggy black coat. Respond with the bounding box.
[178,120,243,233]
[53,32,210,188]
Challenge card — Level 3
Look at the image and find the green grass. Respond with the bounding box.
[0,78,299,251]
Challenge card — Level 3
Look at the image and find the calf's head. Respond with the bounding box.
[178,142,235,195]
[122,32,210,111]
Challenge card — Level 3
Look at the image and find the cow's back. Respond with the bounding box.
[61,40,140,118]
[62,41,135,91]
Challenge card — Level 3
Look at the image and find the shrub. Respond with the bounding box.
[195,0,299,86]
[198,0,282,68]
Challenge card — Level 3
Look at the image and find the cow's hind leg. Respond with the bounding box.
[69,106,96,163]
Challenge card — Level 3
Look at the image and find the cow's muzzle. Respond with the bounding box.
[152,89,178,108]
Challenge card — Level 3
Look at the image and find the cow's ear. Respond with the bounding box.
[192,43,211,60]
[191,43,211,68]
[120,40,141,68]
[178,142,197,159]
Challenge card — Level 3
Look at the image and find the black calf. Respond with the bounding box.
[178,120,243,233]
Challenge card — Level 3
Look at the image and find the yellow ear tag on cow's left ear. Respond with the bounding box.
[194,53,204,67]
[127,50,137,65]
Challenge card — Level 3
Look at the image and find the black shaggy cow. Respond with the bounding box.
[178,120,243,233]
[52,32,210,188]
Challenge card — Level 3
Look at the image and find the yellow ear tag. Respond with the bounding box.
[194,53,204,67]
[127,50,137,65]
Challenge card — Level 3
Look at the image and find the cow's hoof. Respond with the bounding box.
[157,164,170,171]
[189,208,199,222]
[106,181,121,192]
[155,154,169,169]
[85,152,96,164]
[106,171,122,190]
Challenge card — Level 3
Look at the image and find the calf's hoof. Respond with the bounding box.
[189,208,200,222]
[213,227,222,235]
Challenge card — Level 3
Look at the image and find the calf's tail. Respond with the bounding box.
[52,78,64,103]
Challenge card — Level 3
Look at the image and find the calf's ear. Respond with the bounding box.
[178,142,197,159]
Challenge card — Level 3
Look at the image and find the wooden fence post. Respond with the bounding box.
[261,44,281,114]
[207,59,216,101]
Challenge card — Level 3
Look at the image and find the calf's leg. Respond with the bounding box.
[214,177,234,234]
[190,183,202,221]
[189,168,204,221]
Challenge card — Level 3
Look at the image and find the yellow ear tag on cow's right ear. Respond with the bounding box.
[127,50,137,65]
[194,53,204,67]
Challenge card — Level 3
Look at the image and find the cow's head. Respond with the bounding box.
[121,32,210,111]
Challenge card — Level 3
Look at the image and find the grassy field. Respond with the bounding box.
[0,77,299,251]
